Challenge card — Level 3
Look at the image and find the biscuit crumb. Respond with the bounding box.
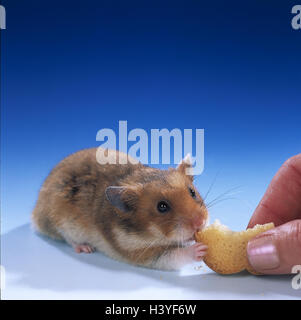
[194,265,203,271]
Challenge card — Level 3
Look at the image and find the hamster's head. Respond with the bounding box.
[105,156,209,245]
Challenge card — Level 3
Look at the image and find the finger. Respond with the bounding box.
[247,220,301,274]
[248,154,301,228]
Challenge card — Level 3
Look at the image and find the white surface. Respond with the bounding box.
[1,224,300,300]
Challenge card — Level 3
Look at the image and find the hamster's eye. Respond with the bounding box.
[157,201,170,214]
[189,187,196,199]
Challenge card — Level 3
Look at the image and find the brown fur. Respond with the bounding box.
[32,148,208,270]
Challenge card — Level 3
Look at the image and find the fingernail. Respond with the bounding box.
[247,236,280,271]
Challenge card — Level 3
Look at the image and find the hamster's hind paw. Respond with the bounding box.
[72,243,95,254]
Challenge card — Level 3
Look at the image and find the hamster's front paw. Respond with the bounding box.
[152,242,208,270]
[186,242,208,261]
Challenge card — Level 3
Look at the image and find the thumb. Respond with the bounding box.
[247,220,301,274]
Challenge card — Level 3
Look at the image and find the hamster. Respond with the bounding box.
[32,148,209,270]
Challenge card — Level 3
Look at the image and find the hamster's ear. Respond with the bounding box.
[177,153,194,181]
[105,186,138,213]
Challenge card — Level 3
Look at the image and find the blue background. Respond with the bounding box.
[1,0,301,232]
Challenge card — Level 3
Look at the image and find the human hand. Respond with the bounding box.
[247,154,301,274]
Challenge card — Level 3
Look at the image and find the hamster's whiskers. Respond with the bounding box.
[134,238,159,263]
[202,171,220,203]
[201,171,243,209]
[134,235,168,264]
[205,186,242,209]
[134,220,183,265]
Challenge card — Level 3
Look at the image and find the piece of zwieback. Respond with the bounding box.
[195,220,275,275]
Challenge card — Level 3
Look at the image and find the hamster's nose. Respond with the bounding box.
[192,216,204,231]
